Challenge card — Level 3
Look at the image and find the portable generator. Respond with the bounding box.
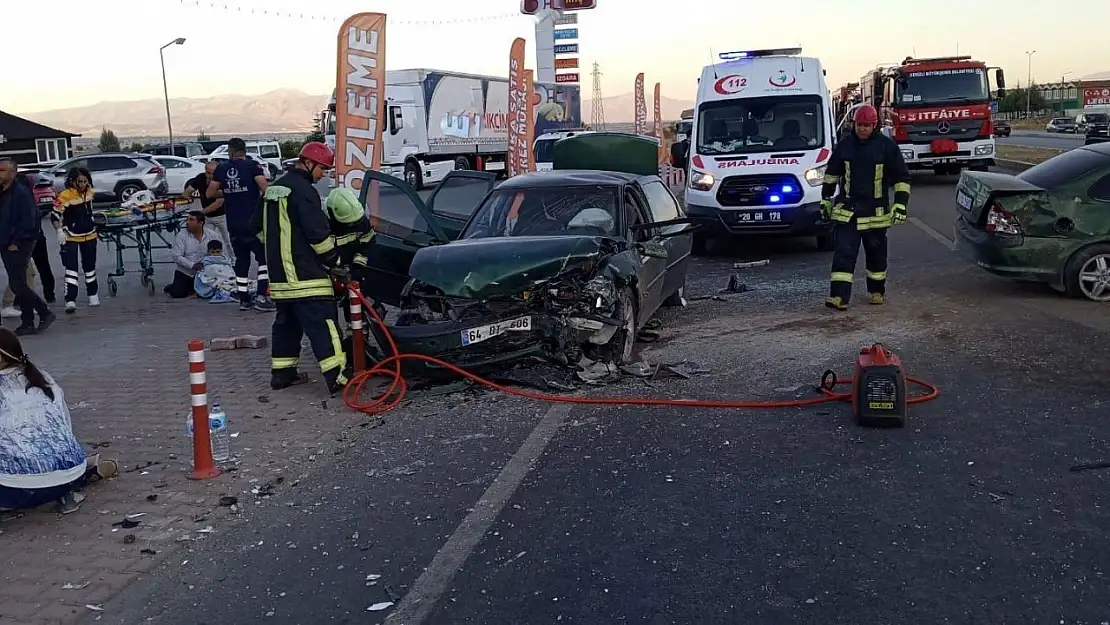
[851,343,908,428]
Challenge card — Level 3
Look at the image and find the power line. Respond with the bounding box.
[177,0,525,26]
[590,62,606,131]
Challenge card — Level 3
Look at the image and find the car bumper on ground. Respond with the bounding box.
[953,217,1059,283]
[684,200,831,238]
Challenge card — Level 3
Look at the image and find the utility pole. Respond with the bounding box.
[590,62,607,131]
[160,38,186,153]
[1025,50,1036,119]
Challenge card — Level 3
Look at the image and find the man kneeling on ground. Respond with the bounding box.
[165,211,221,298]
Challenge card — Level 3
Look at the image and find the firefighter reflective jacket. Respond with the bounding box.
[821,131,911,230]
[252,169,338,301]
[324,187,375,275]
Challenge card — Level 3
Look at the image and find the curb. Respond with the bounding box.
[995,158,1035,171]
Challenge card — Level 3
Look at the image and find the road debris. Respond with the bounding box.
[367,602,394,611]
[733,259,770,269]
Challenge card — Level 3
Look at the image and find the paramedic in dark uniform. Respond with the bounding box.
[820,104,910,310]
[251,142,349,395]
[207,138,274,312]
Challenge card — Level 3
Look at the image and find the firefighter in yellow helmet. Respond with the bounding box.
[251,142,349,394]
[324,187,375,281]
[820,104,911,310]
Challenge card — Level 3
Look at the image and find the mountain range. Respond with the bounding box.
[16,89,695,138]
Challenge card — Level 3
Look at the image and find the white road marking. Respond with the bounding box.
[909,216,956,251]
[384,402,574,624]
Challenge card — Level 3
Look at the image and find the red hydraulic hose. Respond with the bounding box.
[342,291,940,416]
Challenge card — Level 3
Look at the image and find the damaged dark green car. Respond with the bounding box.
[955,142,1110,301]
[356,133,694,368]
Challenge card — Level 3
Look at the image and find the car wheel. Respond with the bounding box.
[453,156,471,171]
[662,278,686,307]
[1064,243,1110,302]
[604,288,638,364]
[117,183,143,202]
[404,160,423,191]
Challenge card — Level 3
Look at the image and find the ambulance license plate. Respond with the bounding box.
[735,210,784,223]
[460,316,532,346]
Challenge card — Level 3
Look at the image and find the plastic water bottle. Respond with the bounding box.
[209,403,231,463]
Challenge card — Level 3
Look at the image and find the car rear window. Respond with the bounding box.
[1019,148,1109,189]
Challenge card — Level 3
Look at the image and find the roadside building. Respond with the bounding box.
[0,110,79,165]
[1080,79,1110,109]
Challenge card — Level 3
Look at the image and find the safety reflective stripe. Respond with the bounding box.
[830,204,853,223]
[822,173,840,184]
[276,197,298,283]
[311,235,336,255]
[335,232,358,246]
[856,214,893,230]
[66,232,97,243]
[357,231,375,244]
[873,163,885,199]
[866,270,887,281]
[831,271,854,283]
[271,357,298,369]
[319,319,346,373]
[269,279,335,300]
[844,162,851,190]
[353,253,368,267]
[893,182,911,194]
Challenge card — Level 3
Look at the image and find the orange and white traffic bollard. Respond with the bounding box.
[187,339,222,481]
[348,281,367,374]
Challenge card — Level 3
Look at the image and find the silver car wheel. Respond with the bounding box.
[1078,254,1110,302]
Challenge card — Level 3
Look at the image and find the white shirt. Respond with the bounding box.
[173,226,222,277]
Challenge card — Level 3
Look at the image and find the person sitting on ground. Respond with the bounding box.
[165,211,221,299]
[194,239,236,302]
[0,327,87,514]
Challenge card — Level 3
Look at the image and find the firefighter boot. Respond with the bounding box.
[868,293,885,305]
[825,296,849,311]
[271,370,311,390]
[326,369,351,396]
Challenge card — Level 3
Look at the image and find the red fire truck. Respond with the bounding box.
[859,56,1005,175]
[832,82,860,128]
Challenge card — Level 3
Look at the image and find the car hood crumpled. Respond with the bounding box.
[408,235,612,299]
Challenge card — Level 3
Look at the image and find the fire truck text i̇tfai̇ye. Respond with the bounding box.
[859,56,1005,176]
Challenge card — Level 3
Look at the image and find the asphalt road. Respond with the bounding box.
[92,170,1110,624]
[998,130,1085,150]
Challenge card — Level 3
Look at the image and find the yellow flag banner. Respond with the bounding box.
[525,69,536,172]
[507,38,529,178]
[633,73,647,136]
[653,82,666,166]
[335,13,387,221]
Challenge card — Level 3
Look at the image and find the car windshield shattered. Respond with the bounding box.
[696,95,826,156]
[461,186,620,238]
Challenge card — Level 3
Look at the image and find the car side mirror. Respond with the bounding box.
[636,240,668,259]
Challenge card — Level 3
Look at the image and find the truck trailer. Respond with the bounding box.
[321,69,582,189]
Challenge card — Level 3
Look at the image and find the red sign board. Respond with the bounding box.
[1084,87,1110,107]
[554,58,579,70]
[521,0,596,14]
[556,73,580,83]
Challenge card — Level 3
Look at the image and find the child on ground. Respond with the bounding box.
[194,240,237,302]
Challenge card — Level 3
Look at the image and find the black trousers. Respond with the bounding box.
[2,240,50,326]
[163,270,196,298]
[231,234,269,300]
[270,298,347,385]
[31,230,55,299]
[60,239,98,303]
[829,223,889,301]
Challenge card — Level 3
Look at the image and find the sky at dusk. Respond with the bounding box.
[5,0,1108,113]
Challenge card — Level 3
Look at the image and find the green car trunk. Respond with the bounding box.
[552,132,661,176]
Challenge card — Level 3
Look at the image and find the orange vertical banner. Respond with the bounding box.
[525,69,536,172]
[507,38,528,178]
[653,82,666,166]
[335,13,387,221]
[633,73,647,136]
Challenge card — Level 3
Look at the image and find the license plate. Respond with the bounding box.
[956,190,973,211]
[460,316,532,346]
[931,157,958,164]
[735,210,784,223]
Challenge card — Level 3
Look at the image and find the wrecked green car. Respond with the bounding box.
[357,132,693,367]
[954,142,1110,301]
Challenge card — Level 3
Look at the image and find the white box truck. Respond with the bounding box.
[322,69,583,189]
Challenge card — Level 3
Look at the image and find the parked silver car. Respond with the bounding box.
[44,153,168,202]
[1045,117,1077,133]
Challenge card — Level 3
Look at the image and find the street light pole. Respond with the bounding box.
[1025,50,1036,119]
[160,38,186,154]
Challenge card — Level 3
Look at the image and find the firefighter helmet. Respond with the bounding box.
[855,105,879,125]
[299,142,335,168]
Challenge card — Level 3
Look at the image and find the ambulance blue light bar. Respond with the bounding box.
[718,47,803,61]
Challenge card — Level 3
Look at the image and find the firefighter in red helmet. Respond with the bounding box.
[819,104,911,310]
[250,141,351,394]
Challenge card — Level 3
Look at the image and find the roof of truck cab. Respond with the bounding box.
[497,170,641,189]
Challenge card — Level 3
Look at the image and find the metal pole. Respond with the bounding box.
[160,47,173,154]
[1025,50,1036,119]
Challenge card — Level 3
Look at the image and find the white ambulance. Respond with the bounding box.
[685,48,837,252]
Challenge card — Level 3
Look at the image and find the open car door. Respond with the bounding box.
[356,170,496,307]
